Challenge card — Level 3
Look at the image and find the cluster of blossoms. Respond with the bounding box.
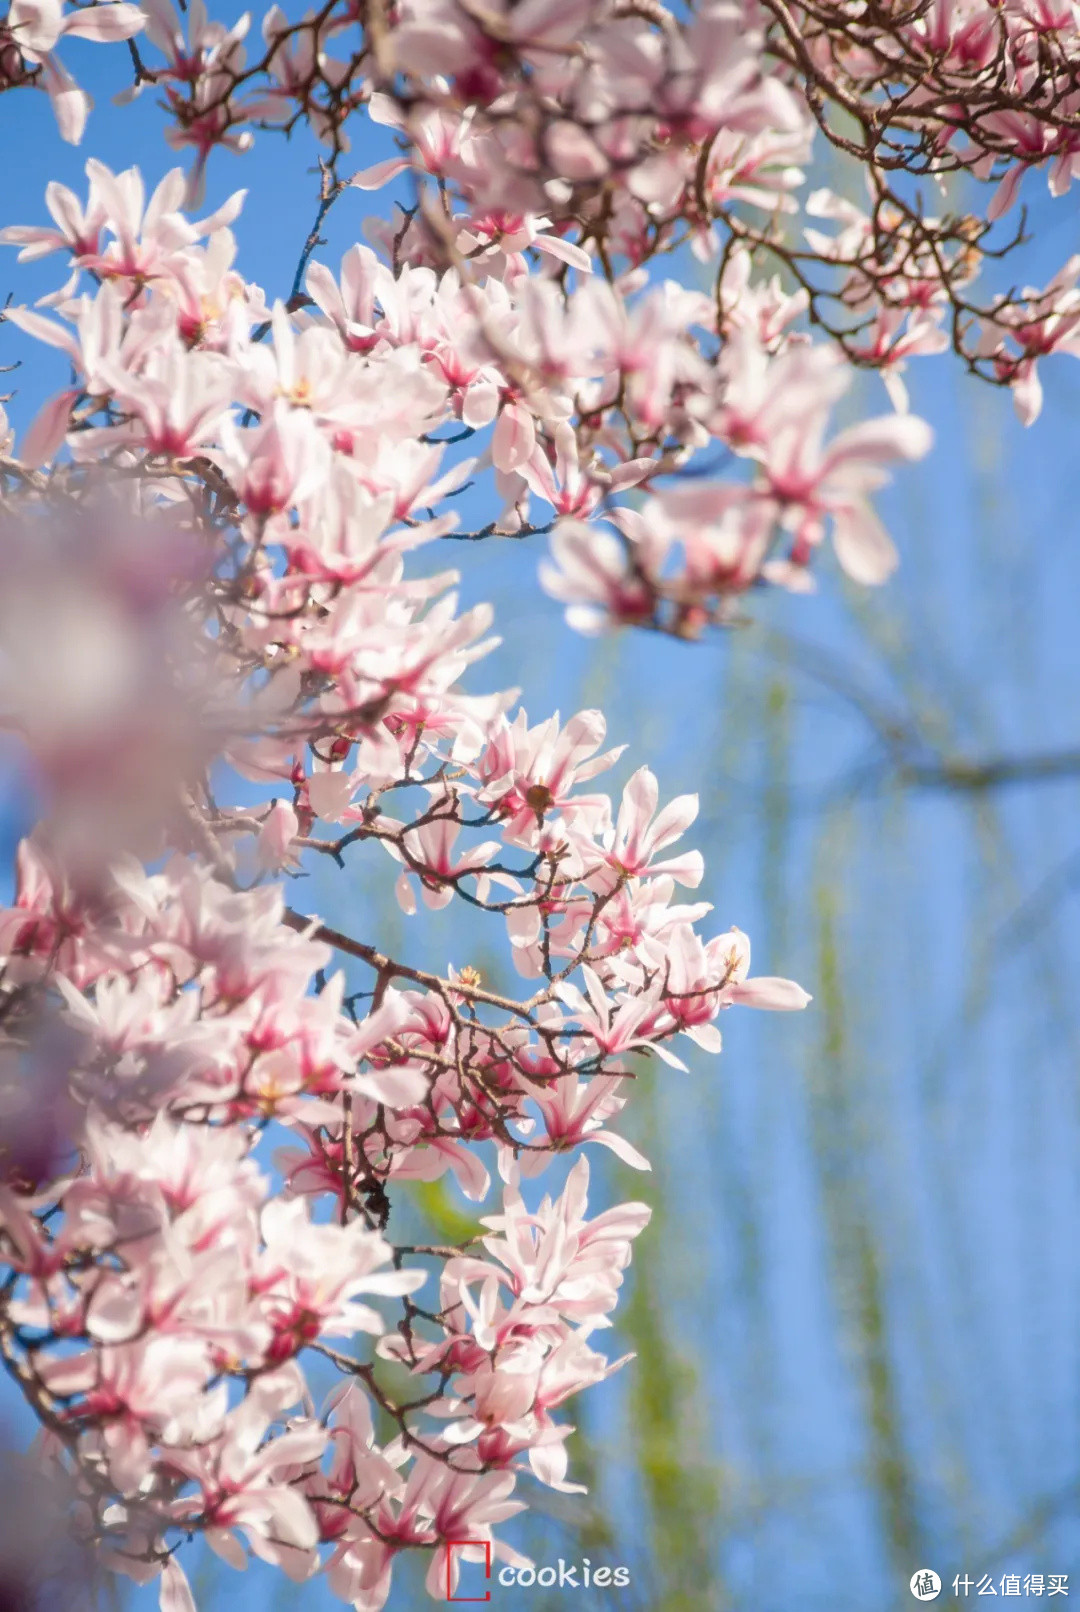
[2,156,939,639]
[0,0,1077,1603]
[0,157,815,1610]
[0,0,1070,631]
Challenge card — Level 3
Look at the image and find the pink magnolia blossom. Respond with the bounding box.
[12,0,1043,1591]
[591,766,704,889]
[6,0,143,142]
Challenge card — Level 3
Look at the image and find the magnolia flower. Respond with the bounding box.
[6,0,143,142]
[515,1069,651,1172]
[540,521,660,633]
[593,766,704,889]
[390,812,504,912]
[258,1198,426,1357]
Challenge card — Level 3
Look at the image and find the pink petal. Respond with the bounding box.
[159,1560,197,1612]
[988,164,1025,222]
[589,1130,652,1170]
[729,976,811,1011]
[20,387,76,467]
[534,234,593,273]
[62,2,144,40]
[831,504,899,586]
[41,58,90,144]
[492,404,536,474]
[1011,364,1043,427]
[306,769,354,822]
[349,157,409,191]
[825,413,933,471]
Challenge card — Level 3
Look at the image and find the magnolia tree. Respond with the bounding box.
[0,0,1076,1605]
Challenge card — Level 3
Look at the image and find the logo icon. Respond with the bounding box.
[910,1570,941,1601]
[446,1540,492,1602]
